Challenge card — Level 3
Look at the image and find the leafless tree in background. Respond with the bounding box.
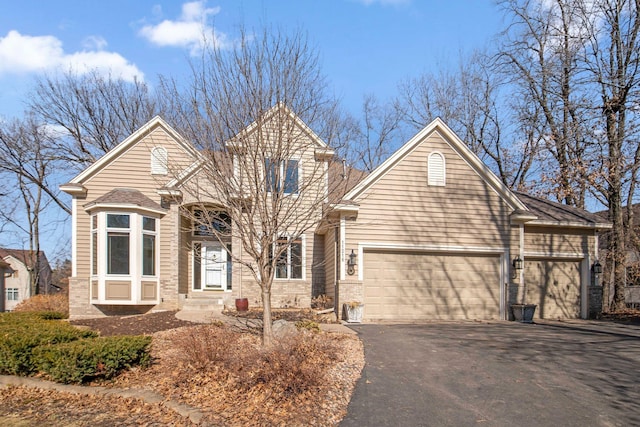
[397,51,540,188]
[28,70,159,167]
[578,0,640,309]
[0,116,57,294]
[497,0,594,208]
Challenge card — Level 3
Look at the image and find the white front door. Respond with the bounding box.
[201,243,227,290]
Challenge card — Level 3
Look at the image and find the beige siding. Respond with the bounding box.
[323,228,337,301]
[76,196,91,277]
[348,132,512,250]
[524,226,591,255]
[311,233,325,297]
[75,126,194,286]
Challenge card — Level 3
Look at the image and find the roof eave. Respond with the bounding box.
[526,220,613,230]
[60,183,87,196]
[83,202,167,216]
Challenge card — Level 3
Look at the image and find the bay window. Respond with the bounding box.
[89,211,160,304]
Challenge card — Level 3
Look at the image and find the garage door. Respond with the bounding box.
[363,251,501,321]
[524,259,581,319]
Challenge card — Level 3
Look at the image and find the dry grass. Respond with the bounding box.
[114,323,364,426]
[13,294,68,317]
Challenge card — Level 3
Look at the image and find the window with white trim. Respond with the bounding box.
[91,215,98,275]
[428,152,446,186]
[151,147,168,175]
[265,158,299,194]
[90,212,159,278]
[6,288,18,301]
[271,235,304,279]
[107,214,130,275]
[142,217,157,276]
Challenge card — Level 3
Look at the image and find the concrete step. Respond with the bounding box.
[180,292,227,312]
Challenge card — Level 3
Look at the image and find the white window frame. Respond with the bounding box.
[6,288,18,301]
[141,216,158,277]
[265,158,302,196]
[272,234,306,280]
[89,210,160,304]
[428,151,446,186]
[106,213,132,276]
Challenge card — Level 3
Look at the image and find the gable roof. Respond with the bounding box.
[0,248,51,271]
[65,116,200,185]
[516,192,611,229]
[227,103,333,153]
[342,117,527,211]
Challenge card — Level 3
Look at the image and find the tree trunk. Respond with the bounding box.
[261,288,274,347]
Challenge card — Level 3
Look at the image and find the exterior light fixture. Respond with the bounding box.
[592,260,603,275]
[512,256,523,271]
[347,249,357,276]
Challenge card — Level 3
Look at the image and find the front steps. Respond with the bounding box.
[179,292,230,312]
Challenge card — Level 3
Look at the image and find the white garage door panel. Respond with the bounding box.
[363,251,501,321]
[524,259,581,319]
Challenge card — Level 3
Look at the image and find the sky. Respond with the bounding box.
[0,0,505,260]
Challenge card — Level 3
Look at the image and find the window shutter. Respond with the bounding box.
[428,152,445,186]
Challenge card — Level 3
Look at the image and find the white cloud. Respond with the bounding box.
[138,1,225,54]
[0,30,144,82]
[82,35,108,51]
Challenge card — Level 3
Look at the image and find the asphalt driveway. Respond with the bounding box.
[340,320,640,427]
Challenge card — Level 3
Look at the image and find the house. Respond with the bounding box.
[60,107,611,321]
[0,248,53,312]
[0,259,12,312]
[595,204,640,308]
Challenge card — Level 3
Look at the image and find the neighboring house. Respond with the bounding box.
[595,204,640,308]
[0,248,53,311]
[60,108,611,320]
[0,259,12,312]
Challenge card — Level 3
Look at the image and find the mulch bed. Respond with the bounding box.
[70,310,196,336]
[599,309,640,325]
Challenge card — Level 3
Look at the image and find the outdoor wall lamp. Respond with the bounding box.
[592,260,603,275]
[347,249,357,276]
[512,256,523,271]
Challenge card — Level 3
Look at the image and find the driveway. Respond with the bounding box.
[340,320,640,427]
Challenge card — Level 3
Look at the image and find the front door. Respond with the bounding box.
[201,243,227,290]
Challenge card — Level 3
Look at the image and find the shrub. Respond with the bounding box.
[0,313,97,376]
[295,319,320,333]
[236,332,339,398]
[13,294,69,318]
[173,323,238,369]
[34,336,152,384]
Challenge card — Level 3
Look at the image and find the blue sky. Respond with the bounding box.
[0,0,503,118]
[0,0,504,260]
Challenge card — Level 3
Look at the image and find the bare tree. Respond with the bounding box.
[28,70,159,168]
[497,0,594,207]
[397,51,539,188]
[352,94,403,172]
[162,28,344,346]
[579,0,640,310]
[0,116,57,294]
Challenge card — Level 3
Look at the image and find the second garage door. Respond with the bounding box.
[363,251,501,321]
[524,258,581,319]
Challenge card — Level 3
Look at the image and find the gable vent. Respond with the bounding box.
[151,147,168,175]
[428,152,445,186]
